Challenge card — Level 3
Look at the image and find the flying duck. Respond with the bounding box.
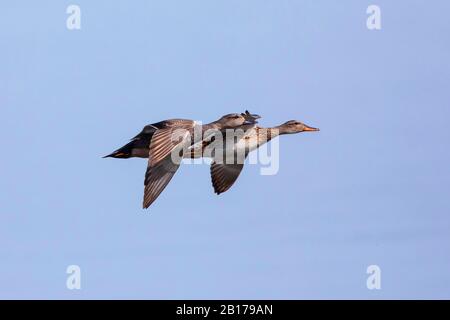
[104,111,261,208]
[205,120,319,194]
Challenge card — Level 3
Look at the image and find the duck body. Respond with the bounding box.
[207,121,319,194]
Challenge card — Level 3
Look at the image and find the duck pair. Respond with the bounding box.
[104,111,319,208]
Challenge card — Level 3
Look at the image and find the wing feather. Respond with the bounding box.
[143,157,180,209]
[149,121,193,166]
[210,162,245,195]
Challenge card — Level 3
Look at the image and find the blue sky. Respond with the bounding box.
[1,0,450,299]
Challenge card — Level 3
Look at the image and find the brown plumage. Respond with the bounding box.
[209,121,319,194]
[104,111,261,209]
[142,113,261,208]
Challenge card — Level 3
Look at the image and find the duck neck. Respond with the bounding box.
[269,125,287,139]
[255,126,283,144]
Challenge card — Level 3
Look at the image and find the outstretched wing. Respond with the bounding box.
[149,120,194,166]
[210,162,245,195]
[209,127,255,195]
[142,156,181,209]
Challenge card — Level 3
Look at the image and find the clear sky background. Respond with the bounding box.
[1,0,449,299]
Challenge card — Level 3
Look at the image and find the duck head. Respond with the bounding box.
[278,120,320,134]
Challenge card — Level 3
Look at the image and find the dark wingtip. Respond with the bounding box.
[102,151,130,159]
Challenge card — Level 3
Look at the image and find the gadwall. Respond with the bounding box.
[207,120,319,194]
[104,111,261,208]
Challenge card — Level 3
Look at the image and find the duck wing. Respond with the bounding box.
[131,119,177,141]
[209,125,259,194]
[142,155,181,208]
[210,161,246,195]
[210,144,249,195]
[149,120,194,166]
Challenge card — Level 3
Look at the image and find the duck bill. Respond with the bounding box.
[303,125,320,132]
